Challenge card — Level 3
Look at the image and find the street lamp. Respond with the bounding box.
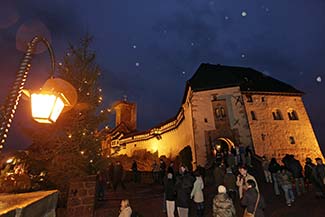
[0,36,77,150]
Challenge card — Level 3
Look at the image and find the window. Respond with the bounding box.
[247,95,253,102]
[261,96,265,102]
[288,110,299,120]
[289,136,296,144]
[272,109,283,120]
[215,107,226,119]
[261,134,266,141]
[251,111,257,120]
[204,118,208,123]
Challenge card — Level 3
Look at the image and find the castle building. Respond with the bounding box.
[101,63,324,166]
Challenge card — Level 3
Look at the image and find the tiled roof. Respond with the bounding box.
[188,63,303,94]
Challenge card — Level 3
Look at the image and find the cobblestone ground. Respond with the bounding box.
[95,180,325,217]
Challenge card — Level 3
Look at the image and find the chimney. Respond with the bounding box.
[114,100,137,132]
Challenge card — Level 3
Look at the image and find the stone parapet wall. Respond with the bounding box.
[0,190,58,217]
[67,175,96,217]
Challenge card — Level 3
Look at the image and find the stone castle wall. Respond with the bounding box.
[190,87,253,166]
[116,95,195,164]
[243,93,324,164]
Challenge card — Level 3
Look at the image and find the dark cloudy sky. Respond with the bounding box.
[0,0,324,153]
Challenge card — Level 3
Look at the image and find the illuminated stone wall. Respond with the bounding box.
[243,93,324,163]
[102,87,323,168]
[190,86,253,166]
[115,93,196,163]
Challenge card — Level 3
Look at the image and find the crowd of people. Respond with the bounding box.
[262,154,325,207]
[97,149,325,217]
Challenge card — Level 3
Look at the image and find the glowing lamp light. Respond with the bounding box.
[23,78,78,124]
[31,93,65,123]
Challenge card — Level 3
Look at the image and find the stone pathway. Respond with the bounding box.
[95,180,325,217]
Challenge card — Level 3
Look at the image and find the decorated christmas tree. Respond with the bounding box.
[26,35,109,204]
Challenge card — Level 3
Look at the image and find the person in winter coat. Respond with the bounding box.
[282,155,306,195]
[191,171,204,217]
[152,160,160,183]
[160,159,167,184]
[268,158,281,195]
[241,180,265,217]
[236,165,258,198]
[165,173,176,217]
[176,165,195,217]
[113,161,126,191]
[118,199,132,217]
[277,167,295,206]
[315,158,325,197]
[214,163,225,189]
[315,158,325,185]
[262,156,272,183]
[223,167,237,202]
[304,157,315,191]
[212,185,236,217]
[226,152,236,169]
[96,169,107,201]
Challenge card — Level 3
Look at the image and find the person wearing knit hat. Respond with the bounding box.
[212,185,236,217]
[218,185,226,193]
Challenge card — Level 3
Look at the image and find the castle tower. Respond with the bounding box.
[114,100,137,132]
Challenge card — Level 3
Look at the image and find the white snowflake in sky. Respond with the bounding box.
[241,11,247,17]
[316,76,322,83]
[132,45,137,49]
[182,71,186,75]
[241,53,246,59]
[135,62,140,67]
[191,42,195,46]
[225,16,229,20]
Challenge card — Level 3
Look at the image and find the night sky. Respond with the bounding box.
[0,0,324,153]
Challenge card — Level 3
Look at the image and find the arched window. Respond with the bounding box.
[215,107,226,119]
[272,109,283,120]
[288,109,299,120]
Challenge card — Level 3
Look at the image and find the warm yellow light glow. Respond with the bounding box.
[31,93,65,123]
[151,142,158,153]
[6,158,14,164]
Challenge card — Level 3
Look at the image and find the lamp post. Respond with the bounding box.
[0,36,77,151]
